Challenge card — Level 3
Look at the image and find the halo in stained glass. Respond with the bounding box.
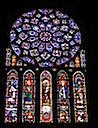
[10,9,81,67]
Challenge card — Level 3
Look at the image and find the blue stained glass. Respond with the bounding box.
[74,32,81,43]
[50,26,59,33]
[41,16,50,22]
[69,19,79,29]
[24,18,29,23]
[46,43,53,52]
[39,22,45,31]
[10,9,81,67]
[39,62,52,67]
[41,52,51,60]
[46,23,52,31]
[38,42,45,52]
[50,41,60,48]
[16,28,22,32]
[60,25,69,32]
[70,40,75,45]
[27,31,36,36]
[22,24,31,30]
[21,42,30,49]
[10,30,16,42]
[13,80,18,86]
[61,57,69,63]
[31,41,41,48]
[53,31,64,37]
[28,37,38,42]
[13,17,22,28]
[19,32,28,40]
[49,14,55,18]
[63,34,72,41]
[56,37,64,42]
[12,45,21,55]
[32,26,41,33]
[30,18,39,24]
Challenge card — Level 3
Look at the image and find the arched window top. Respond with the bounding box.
[7,69,18,79]
[57,70,69,78]
[23,69,35,76]
[73,71,85,79]
[10,9,81,67]
[40,70,51,76]
[7,69,18,74]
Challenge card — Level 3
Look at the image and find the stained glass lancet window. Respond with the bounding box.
[57,70,71,123]
[22,70,36,123]
[40,70,53,123]
[73,71,88,122]
[4,8,88,123]
[5,69,18,123]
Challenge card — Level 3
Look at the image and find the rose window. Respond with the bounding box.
[10,9,81,67]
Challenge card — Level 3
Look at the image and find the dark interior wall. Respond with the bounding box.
[0,0,97,127]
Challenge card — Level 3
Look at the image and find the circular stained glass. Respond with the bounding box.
[10,9,81,67]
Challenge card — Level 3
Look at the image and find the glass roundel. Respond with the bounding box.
[10,9,81,67]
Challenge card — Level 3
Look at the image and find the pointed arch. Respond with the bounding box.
[22,69,36,123]
[5,69,18,122]
[73,71,88,122]
[57,70,71,123]
[40,70,53,123]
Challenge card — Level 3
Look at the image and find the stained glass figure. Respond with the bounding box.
[22,70,36,123]
[75,56,80,68]
[10,9,81,67]
[5,69,18,123]
[80,50,86,68]
[73,71,88,122]
[40,70,53,123]
[57,70,71,123]
[5,48,12,66]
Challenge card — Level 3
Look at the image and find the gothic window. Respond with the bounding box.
[22,70,36,123]
[4,8,88,123]
[5,69,18,123]
[57,70,71,123]
[73,71,88,122]
[40,70,53,123]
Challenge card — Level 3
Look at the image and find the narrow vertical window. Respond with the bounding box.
[73,71,88,122]
[57,70,71,123]
[40,70,53,123]
[22,70,36,123]
[5,69,18,123]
